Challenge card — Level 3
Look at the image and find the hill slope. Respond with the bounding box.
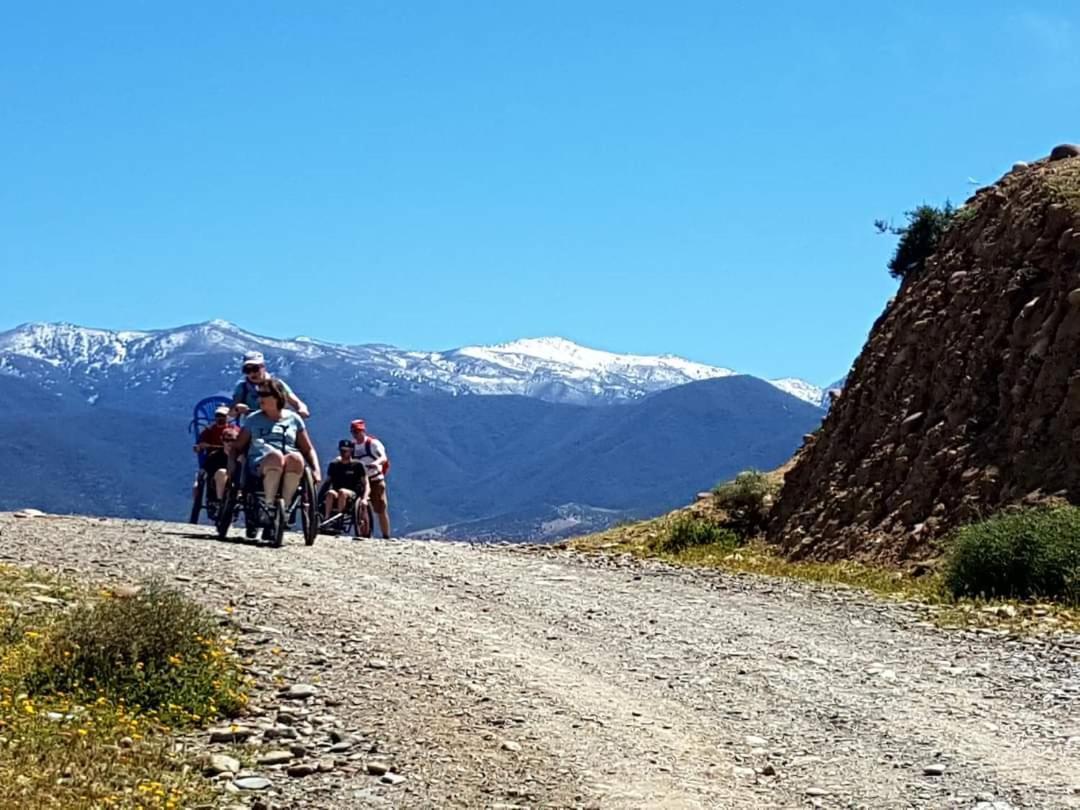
[770,152,1080,561]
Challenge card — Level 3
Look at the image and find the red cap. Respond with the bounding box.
[350,419,366,431]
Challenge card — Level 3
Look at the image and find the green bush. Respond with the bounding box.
[944,507,1080,605]
[26,580,247,723]
[875,202,955,280]
[657,514,740,554]
[712,470,779,537]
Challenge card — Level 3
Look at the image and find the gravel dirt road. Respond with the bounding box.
[1,514,1077,809]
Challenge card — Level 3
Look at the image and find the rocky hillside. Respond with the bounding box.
[770,149,1080,562]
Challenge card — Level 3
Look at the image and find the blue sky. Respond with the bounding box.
[2,2,1078,384]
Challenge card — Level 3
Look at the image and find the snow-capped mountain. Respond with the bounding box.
[0,321,827,407]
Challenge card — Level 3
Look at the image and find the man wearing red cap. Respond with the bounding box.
[351,419,392,539]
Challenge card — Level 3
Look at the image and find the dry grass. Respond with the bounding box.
[1040,159,1080,212]
[0,564,248,809]
[571,505,1080,634]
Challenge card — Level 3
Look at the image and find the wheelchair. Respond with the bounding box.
[188,395,233,525]
[215,459,319,547]
[316,480,373,539]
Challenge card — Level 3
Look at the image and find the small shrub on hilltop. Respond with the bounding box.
[657,514,740,554]
[944,507,1080,605]
[875,202,956,281]
[712,470,779,538]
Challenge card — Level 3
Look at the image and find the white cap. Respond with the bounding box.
[214,405,230,416]
[242,350,265,366]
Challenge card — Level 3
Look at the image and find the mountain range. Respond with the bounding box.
[0,320,834,538]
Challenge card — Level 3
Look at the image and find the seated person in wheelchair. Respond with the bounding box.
[193,406,236,502]
[324,439,370,521]
[231,378,321,507]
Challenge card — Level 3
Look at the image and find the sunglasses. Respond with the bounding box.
[243,366,262,375]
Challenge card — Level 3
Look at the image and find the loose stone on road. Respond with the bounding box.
[1,514,1077,808]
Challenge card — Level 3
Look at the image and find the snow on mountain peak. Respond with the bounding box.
[0,321,829,407]
[459,336,736,379]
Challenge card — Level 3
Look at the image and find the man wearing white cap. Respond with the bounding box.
[194,405,236,501]
[230,350,309,418]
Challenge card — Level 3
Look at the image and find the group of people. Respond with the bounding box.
[193,351,392,539]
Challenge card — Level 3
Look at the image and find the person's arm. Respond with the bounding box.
[233,428,251,455]
[359,468,371,503]
[370,438,388,465]
[230,382,250,417]
[289,394,310,418]
[281,380,310,418]
[297,430,320,483]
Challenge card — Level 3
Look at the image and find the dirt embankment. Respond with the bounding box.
[771,155,1080,562]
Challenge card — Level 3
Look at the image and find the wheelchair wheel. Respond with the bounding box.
[300,470,318,546]
[363,502,375,539]
[271,497,286,548]
[190,473,206,524]
[216,484,236,540]
[352,498,370,539]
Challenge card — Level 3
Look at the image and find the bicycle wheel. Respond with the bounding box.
[190,473,206,524]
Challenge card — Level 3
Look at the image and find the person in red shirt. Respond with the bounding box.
[193,406,235,501]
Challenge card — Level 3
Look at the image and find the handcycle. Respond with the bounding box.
[215,460,319,547]
[188,395,234,524]
[315,480,373,539]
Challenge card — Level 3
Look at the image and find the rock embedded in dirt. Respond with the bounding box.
[366,760,390,776]
[203,753,241,776]
[280,683,318,700]
[286,762,318,777]
[257,750,294,766]
[210,726,256,743]
[233,776,272,791]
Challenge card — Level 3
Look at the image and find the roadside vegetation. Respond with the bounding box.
[0,566,248,809]
[571,471,1080,633]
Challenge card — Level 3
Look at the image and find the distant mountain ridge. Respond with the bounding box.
[0,320,830,539]
[0,320,831,406]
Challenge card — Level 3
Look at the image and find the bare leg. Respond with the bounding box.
[324,489,338,520]
[377,510,391,539]
[335,489,354,514]
[213,468,229,500]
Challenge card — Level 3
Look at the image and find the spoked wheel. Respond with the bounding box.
[190,473,206,524]
[300,470,319,546]
[363,502,375,539]
[271,497,286,548]
[215,484,236,539]
[353,499,370,539]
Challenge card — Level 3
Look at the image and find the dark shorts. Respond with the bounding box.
[202,450,228,475]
